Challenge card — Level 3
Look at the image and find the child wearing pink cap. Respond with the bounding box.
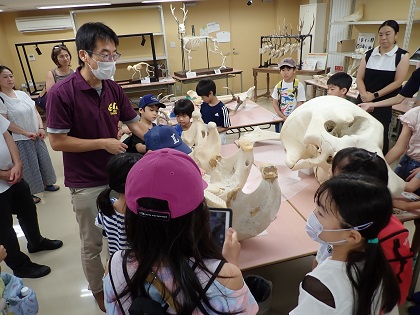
[103,149,258,314]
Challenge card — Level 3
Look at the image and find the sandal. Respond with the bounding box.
[45,185,60,192]
[32,195,41,204]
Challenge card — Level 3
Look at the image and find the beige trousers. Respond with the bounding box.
[70,186,107,294]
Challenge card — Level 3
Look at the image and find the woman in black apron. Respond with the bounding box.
[356,20,409,154]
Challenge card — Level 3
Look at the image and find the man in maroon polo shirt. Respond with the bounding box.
[46,22,147,312]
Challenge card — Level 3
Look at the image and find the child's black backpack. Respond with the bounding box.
[109,254,224,315]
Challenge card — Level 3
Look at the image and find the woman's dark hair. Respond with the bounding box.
[332,147,388,185]
[51,45,72,67]
[378,20,399,34]
[0,66,13,75]
[174,98,194,118]
[75,22,119,66]
[122,198,238,314]
[315,174,400,315]
[96,153,142,217]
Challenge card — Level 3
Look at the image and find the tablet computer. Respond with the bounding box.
[209,208,232,249]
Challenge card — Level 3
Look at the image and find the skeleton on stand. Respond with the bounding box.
[170,4,229,72]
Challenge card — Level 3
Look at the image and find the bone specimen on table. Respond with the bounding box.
[279,95,405,196]
[217,86,256,112]
[184,112,282,240]
[186,90,203,106]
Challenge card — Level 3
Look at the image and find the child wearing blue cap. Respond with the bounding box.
[145,125,191,154]
[125,94,165,153]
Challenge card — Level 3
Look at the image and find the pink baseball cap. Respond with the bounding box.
[125,148,208,220]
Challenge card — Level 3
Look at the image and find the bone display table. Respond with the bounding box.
[161,99,283,136]
[304,78,359,101]
[252,67,327,100]
[225,100,283,135]
[119,77,176,96]
[218,143,318,270]
[171,69,243,95]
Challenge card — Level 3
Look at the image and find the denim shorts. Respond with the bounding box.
[395,154,420,181]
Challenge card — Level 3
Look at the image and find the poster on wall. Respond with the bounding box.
[356,33,375,51]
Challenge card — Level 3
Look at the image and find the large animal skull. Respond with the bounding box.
[280,95,405,196]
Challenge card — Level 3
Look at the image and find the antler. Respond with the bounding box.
[180,3,188,24]
[170,4,179,25]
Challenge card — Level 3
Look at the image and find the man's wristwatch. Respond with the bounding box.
[374,92,379,98]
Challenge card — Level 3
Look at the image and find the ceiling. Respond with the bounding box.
[0,0,190,12]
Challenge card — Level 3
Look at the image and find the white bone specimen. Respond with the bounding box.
[341,3,364,22]
[183,113,282,240]
[217,86,256,112]
[280,95,405,196]
[127,62,154,80]
[170,4,187,38]
[186,90,203,106]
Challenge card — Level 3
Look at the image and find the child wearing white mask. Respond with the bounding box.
[310,147,389,269]
[291,173,399,315]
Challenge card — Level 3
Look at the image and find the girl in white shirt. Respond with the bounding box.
[291,173,400,315]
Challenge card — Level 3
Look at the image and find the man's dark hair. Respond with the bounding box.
[196,79,216,97]
[75,22,119,66]
[327,72,352,94]
[174,99,194,118]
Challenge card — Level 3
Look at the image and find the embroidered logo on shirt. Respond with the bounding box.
[215,113,219,117]
[108,102,119,115]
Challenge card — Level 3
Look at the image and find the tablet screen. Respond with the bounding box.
[209,208,232,249]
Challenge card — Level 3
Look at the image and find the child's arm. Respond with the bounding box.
[0,245,7,262]
[393,199,420,211]
[296,101,304,107]
[385,122,411,165]
[135,142,147,153]
[272,99,287,120]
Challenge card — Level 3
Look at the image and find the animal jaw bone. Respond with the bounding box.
[279,95,405,196]
[183,112,282,240]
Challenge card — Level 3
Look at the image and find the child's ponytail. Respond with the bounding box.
[96,187,114,217]
[316,173,400,315]
[346,240,399,315]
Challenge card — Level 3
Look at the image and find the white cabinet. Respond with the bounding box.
[298,3,328,63]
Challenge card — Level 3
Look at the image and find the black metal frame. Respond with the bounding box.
[15,32,159,95]
[259,34,313,70]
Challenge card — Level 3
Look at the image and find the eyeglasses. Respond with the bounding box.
[86,50,121,62]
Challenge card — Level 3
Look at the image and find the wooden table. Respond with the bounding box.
[238,201,318,270]
[225,100,283,135]
[252,67,327,100]
[218,143,318,270]
[162,99,283,136]
[119,77,176,96]
[304,78,359,101]
[172,69,243,95]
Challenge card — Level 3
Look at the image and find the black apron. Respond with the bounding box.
[356,62,401,153]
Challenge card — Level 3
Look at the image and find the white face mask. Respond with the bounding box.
[305,210,373,245]
[88,58,116,80]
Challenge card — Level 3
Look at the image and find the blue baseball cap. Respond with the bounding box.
[145,125,191,154]
[139,94,166,109]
